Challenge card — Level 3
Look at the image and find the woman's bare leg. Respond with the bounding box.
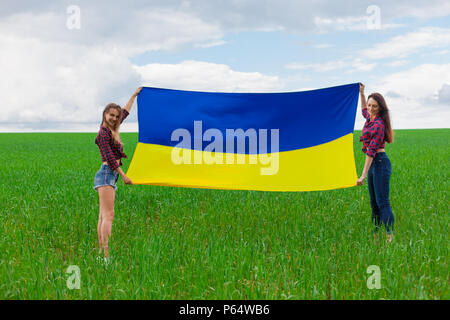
[97,209,103,252]
[98,186,115,258]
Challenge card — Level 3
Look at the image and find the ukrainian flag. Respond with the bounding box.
[126,83,359,191]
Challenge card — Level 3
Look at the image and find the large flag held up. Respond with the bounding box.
[126,83,359,191]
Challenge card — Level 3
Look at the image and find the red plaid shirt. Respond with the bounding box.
[360,108,385,158]
[95,108,129,171]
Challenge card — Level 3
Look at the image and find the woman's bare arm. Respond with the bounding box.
[359,83,367,109]
[357,154,374,186]
[123,87,142,113]
[115,166,132,184]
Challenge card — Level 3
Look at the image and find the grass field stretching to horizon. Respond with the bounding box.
[0,129,448,299]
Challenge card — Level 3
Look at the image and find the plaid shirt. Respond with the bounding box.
[95,108,129,171]
[360,108,385,158]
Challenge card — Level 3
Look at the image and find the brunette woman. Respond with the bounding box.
[357,83,395,242]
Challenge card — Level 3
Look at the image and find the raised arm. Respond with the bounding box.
[123,87,142,113]
[359,83,367,110]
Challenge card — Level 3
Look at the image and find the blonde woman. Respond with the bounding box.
[93,87,142,263]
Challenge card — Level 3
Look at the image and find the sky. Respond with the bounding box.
[0,0,449,132]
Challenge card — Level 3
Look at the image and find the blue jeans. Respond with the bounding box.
[367,152,394,234]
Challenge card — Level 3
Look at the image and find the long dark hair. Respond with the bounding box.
[367,93,394,143]
[101,103,123,145]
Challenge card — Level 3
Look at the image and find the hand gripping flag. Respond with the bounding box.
[126,83,359,191]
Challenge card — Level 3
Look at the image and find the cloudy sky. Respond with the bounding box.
[1,0,449,132]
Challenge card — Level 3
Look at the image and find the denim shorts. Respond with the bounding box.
[93,164,119,192]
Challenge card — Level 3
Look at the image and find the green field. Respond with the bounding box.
[0,129,448,299]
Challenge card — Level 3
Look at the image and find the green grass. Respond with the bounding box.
[0,129,448,299]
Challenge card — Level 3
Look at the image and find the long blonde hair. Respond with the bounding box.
[101,103,123,145]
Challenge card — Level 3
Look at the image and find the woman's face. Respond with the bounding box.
[367,97,380,117]
[105,109,120,128]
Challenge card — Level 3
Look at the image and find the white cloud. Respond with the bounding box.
[350,59,377,72]
[286,59,376,73]
[1,1,449,35]
[115,8,224,55]
[0,9,224,56]
[0,7,227,131]
[0,34,141,126]
[134,60,284,92]
[286,60,347,72]
[397,1,450,19]
[372,64,450,128]
[313,43,334,49]
[195,40,227,48]
[377,64,450,99]
[386,60,409,67]
[1,1,449,132]
[437,83,450,104]
[173,0,448,32]
[360,27,450,60]
[437,49,450,55]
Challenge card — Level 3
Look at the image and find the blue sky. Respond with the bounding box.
[0,0,449,131]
